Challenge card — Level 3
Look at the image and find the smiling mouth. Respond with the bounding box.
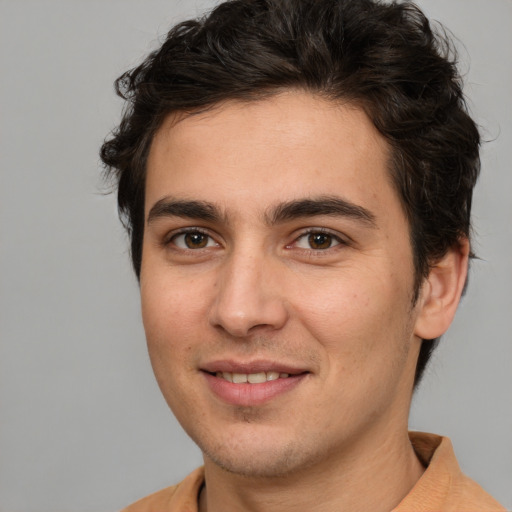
[202,366,309,405]
[213,371,292,384]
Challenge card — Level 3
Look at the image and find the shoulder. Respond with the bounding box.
[450,472,506,511]
[121,467,205,512]
[121,485,179,512]
[393,432,505,511]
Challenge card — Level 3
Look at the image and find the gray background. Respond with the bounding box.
[0,1,511,511]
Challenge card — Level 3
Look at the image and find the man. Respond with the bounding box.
[100,0,505,510]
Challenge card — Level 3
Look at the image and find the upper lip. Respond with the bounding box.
[200,360,309,375]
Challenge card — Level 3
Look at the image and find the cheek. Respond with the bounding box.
[140,278,203,408]
[141,270,208,330]
[294,267,413,365]
[140,275,203,379]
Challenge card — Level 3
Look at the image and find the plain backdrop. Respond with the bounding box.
[0,1,511,511]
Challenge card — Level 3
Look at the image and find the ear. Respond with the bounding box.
[414,238,470,340]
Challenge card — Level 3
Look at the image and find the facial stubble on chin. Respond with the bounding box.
[202,432,318,480]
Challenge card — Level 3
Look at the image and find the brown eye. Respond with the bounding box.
[308,233,333,249]
[184,232,208,248]
[172,231,217,249]
[294,231,342,250]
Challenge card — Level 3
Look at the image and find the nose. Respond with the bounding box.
[208,251,289,338]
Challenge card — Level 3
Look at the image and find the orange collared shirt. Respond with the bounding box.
[122,432,505,512]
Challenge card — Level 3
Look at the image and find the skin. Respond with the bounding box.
[140,91,468,512]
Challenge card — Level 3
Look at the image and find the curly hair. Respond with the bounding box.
[100,0,480,386]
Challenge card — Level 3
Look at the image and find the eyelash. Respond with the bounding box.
[165,227,219,251]
[289,228,348,252]
[164,227,348,254]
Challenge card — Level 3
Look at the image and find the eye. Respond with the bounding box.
[171,230,218,250]
[294,231,342,250]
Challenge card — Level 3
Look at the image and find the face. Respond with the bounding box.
[141,91,424,478]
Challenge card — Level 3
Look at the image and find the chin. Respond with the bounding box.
[196,426,328,479]
[204,445,305,478]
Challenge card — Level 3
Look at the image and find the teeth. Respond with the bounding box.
[216,371,291,384]
[216,371,233,382]
[232,373,248,383]
[247,372,267,384]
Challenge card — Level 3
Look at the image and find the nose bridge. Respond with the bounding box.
[208,245,288,337]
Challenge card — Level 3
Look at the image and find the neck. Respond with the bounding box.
[199,428,425,512]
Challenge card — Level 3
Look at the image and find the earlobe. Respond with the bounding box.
[414,238,470,340]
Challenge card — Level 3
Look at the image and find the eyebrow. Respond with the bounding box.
[266,196,377,227]
[147,198,224,225]
[146,195,377,228]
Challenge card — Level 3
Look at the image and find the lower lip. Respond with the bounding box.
[203,372,307,406]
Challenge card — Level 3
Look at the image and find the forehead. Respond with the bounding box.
[145,91,398,222]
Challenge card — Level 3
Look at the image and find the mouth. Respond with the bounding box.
[211,371,293,384]
[200,361,309,406]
